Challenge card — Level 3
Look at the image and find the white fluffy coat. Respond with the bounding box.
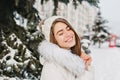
[38,40,87,80]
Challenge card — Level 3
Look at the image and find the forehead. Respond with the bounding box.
[54,22,67,30]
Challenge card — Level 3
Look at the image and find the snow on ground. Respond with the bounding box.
[90,42,120,80]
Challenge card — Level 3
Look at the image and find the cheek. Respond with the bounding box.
[55,36,64,45]
[71,31,75,36]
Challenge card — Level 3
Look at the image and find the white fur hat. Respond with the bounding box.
[40,16,65,41]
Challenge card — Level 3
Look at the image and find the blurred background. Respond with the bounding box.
[0,0,120,80]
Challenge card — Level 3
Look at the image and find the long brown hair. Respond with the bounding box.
[50,18,82,57]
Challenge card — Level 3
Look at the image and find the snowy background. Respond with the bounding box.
[100,0,120,36]
[90,42,120,80]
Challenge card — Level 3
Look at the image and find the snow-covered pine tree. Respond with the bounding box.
[81,38,91,54]
[91,11,110,48]
[0,0,44,79]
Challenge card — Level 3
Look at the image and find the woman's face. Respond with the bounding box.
[53,22,76,49]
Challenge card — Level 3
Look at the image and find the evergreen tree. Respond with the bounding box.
[0,0,44,79]
[91,11,110,48]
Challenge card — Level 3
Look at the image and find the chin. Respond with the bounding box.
[67,43,76,48]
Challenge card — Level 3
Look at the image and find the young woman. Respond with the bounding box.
[38,16,93,80]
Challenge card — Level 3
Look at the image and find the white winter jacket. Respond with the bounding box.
[38,40,95,80]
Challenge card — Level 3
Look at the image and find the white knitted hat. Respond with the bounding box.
[41,16,65,41]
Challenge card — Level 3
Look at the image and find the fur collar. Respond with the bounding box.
[38,40,85,76]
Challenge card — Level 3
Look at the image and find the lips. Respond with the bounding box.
[65,36,73,43]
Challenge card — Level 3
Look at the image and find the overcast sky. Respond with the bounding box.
[99,0,120,36]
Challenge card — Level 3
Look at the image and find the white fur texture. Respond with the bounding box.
[38,40,85,76]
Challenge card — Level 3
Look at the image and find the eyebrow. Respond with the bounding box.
[66,25,69,29]
[56,29,63,35]
[56,25,69,35]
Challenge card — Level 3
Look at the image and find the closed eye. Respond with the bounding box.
[57,29,63,36]
[58,32,64,36]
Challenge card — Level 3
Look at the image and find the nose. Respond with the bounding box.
[64,30,71,37]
